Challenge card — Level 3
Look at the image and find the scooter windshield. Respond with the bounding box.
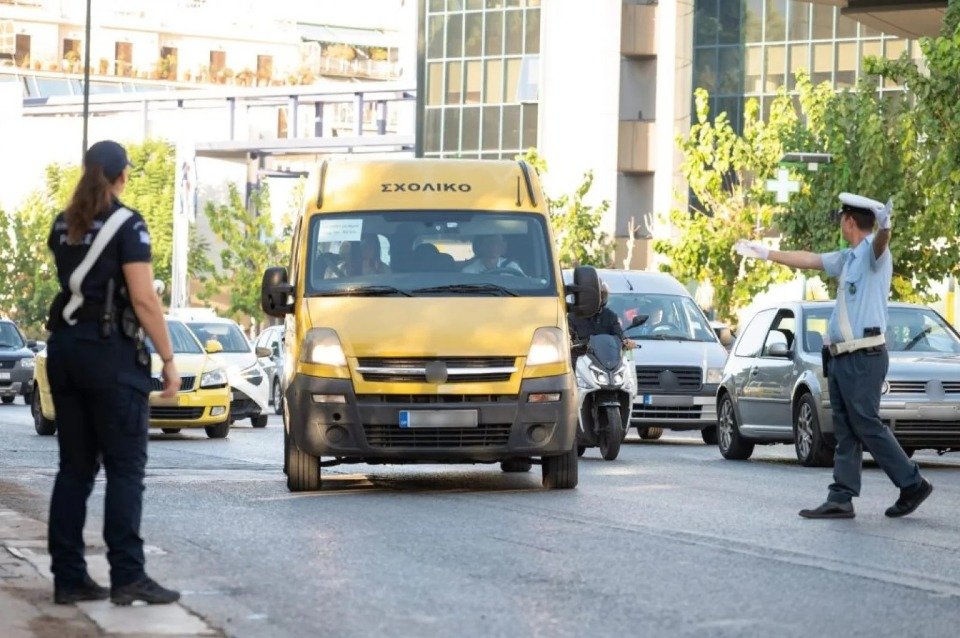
[587,334,622,370]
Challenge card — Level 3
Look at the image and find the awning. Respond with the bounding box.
[798,1,947,39]
[297,23,396,49]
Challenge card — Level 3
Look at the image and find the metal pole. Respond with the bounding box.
[81,0,92,156]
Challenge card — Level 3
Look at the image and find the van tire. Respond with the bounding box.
[640,426,663,440]
[287,438,321,491]
[501,459,533,473]
[205,421,230,439]
[717,394,753,460]
[542,446,578,489]
[32,389,56,436]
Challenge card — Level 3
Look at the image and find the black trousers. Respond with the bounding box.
[46,324,149,588]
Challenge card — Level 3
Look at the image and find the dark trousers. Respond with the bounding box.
[827,348,922,503]
[47,326,149,589]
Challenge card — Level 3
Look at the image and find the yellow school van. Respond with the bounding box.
[261,159,601,491]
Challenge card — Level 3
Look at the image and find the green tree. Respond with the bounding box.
[518,148,613,268]
[196,183,291,327]
[654,89,794,321]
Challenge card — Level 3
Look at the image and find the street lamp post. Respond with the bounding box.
[81,0,91,157]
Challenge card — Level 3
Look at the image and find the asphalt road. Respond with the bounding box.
[2,399,960,637]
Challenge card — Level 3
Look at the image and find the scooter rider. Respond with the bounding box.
[568,283,635,353]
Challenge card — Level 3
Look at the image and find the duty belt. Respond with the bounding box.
[828,334,885,357]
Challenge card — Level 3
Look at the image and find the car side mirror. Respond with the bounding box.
[27,340,37,351]
[629,315,648,329]
[255,346,272,358]
[261,267,294,317]
[205,340,223,354]
[768,342,791,357]
[565,266,601,318]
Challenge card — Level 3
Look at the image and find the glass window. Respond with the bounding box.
[428,62,444,105]
[427,16,445,59]
[788,43,809,90]
[505,57,522,101]
[502,104,521,149]
[765,0,786,41]
[467,0,483,9]
[161,321,203,354]
[745,0,764,42]
[462,106,480,151]
[449,0,464,10]
[0,322,26,349]
[861,40,882,62]
[812,42,833,85]
[305,212,556,296]
[695,0,719,46]
[614,294,718,342]
[836,42,857,88]
[486,0,505,6]
[885,39,907,60]
[485,11,503,56]
[443,107,461,152]
[464,12,483,57]
[429,0,444,11]
[694,47,717,93]
[862,24,882,38]
[836,13,858,38]
[482,106,501,149]
[718,47,742,94]
[521,103,537,148]
[524,8,540,54]
[484,58,503,103]
[34,78,73,97]
[465,60,482,104]
[718,0,741,45]
[734,309,777,358]
[745,46,763,94]
[765,45,785,93]
[787,0,809,41]
[446,61,462,104]
[446,13,463,58]
[185,322,250,353]
[811,4,833,39]
[505,9,523,55]
[425,108,442,153]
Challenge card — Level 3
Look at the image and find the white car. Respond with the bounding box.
[172,310,271,428]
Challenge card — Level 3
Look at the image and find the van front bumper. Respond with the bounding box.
[286,373,577,462]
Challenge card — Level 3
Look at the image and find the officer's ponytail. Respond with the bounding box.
[64,165,113,245]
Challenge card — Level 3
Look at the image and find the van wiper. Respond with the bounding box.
[412,283,519,297]
[314,285,413,297]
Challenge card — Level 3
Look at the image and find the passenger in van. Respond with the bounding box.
[326,237,390,278]
[461,234,524,275]
[358,234,390,275]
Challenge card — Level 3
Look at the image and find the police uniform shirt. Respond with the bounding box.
[48,199,152,306]
[820,234,892,344]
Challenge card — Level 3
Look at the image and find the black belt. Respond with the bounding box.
[71,303,105,323]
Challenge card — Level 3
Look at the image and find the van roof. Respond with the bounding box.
[305,158,544,215]
[563,269,692,297]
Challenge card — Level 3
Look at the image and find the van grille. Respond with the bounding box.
[635,367,702,392]
[363,423,512,448]
[357,357,516,383]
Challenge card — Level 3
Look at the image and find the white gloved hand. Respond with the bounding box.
[874,198,893,230]
[734,239,770,261]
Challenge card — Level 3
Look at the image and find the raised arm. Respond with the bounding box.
[735,240,824,271]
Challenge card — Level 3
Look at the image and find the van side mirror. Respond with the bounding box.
[205,340,224,354]
[262,267,294,317]
[565,266,601,318]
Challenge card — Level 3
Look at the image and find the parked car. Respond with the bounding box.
[0,318,38,405]
[33,317,232,437]
[254,324,285,415]
[173,310,271,428]
[716,301,960,466]
[564,269,730,444]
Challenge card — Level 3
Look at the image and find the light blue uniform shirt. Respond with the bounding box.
[820,235,892,344]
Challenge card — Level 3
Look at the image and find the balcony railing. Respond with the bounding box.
[316,56,400,81]
[618,120,655,174]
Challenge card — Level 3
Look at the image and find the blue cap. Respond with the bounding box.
[84,140,132,180]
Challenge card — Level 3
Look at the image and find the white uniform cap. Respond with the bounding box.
[839,192,885,213]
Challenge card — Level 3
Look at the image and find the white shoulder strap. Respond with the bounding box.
[62,207,135,326]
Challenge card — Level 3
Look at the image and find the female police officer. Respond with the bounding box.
[46,140,181,605]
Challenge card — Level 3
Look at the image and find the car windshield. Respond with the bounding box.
[186,322,250,353]
[0,322,26,349]
[305,211,555,297]
[146,321,203,355]
[612,293,717,342]
[804,306,960,354]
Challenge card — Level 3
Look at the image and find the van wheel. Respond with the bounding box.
[717,394,753,460]
[205,421,230,439]
[32,390,56,436]
[640,426,663,440]
[162,428,181,434]
[501,459,532,472]
[251,414,268,428]
[701,426,718,445]
[542,445,578,489]
[283,426,290,475]
[793,393,834,467]
[287,437,321,491]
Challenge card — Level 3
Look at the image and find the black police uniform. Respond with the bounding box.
[46,198,153,591]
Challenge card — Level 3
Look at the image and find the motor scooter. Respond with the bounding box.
[573,332,638,460]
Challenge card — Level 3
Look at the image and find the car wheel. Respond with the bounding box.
[701,426,718,445]
[272,379,283,415]
[793,393,834,467]
[717,394,754,460]
[205,421,230,439]
[251,414,268,428]
[32,389,56,436]
[640,426,663,440]
[1,396,13,405]
[287,436,321,491]
[541,445,578,489]
[162,428,181,434]
[501,459,533,472]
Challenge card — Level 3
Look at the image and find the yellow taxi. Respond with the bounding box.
[33,317,233,438]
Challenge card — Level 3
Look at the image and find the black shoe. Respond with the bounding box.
[886,478,933,518]
[54,574,110,605]
[799,501,855,519]
[111,576,181,606]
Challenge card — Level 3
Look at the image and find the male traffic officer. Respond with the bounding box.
[736,193,933,519]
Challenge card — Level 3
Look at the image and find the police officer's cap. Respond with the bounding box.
[84,140,133,181]
[833,192,884,222]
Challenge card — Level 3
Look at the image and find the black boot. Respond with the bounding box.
[54,574,110,604]
[885,478,933,518]
[799,501,855,519]
[111,576,181,606]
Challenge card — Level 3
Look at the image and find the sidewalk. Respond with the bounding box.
[0,506,220,637]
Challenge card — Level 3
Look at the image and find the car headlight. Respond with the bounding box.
[240,364,264,386]
[881,380,890,395]
[301,328,348,367]
[705,367,724,384]
[20,357,35,370]
[200,368,228,389]
[527,327,564,366]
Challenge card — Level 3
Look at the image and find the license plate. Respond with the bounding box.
[399,409,478,429]
[642,394,652,405]
[0,373,9,381]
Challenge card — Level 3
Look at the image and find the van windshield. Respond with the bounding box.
[612,293,717,343]
[305,211,556,297]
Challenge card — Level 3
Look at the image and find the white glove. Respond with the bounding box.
[874,198,892,230]
[734,239,770,261]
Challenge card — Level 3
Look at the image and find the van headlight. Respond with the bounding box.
[527,327,564,366]
[200,368,228,389]
[706,367,724,384]
[301,328,348,367]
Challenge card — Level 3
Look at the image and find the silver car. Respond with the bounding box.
[717,301,960,466]
[255,324,285,415]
